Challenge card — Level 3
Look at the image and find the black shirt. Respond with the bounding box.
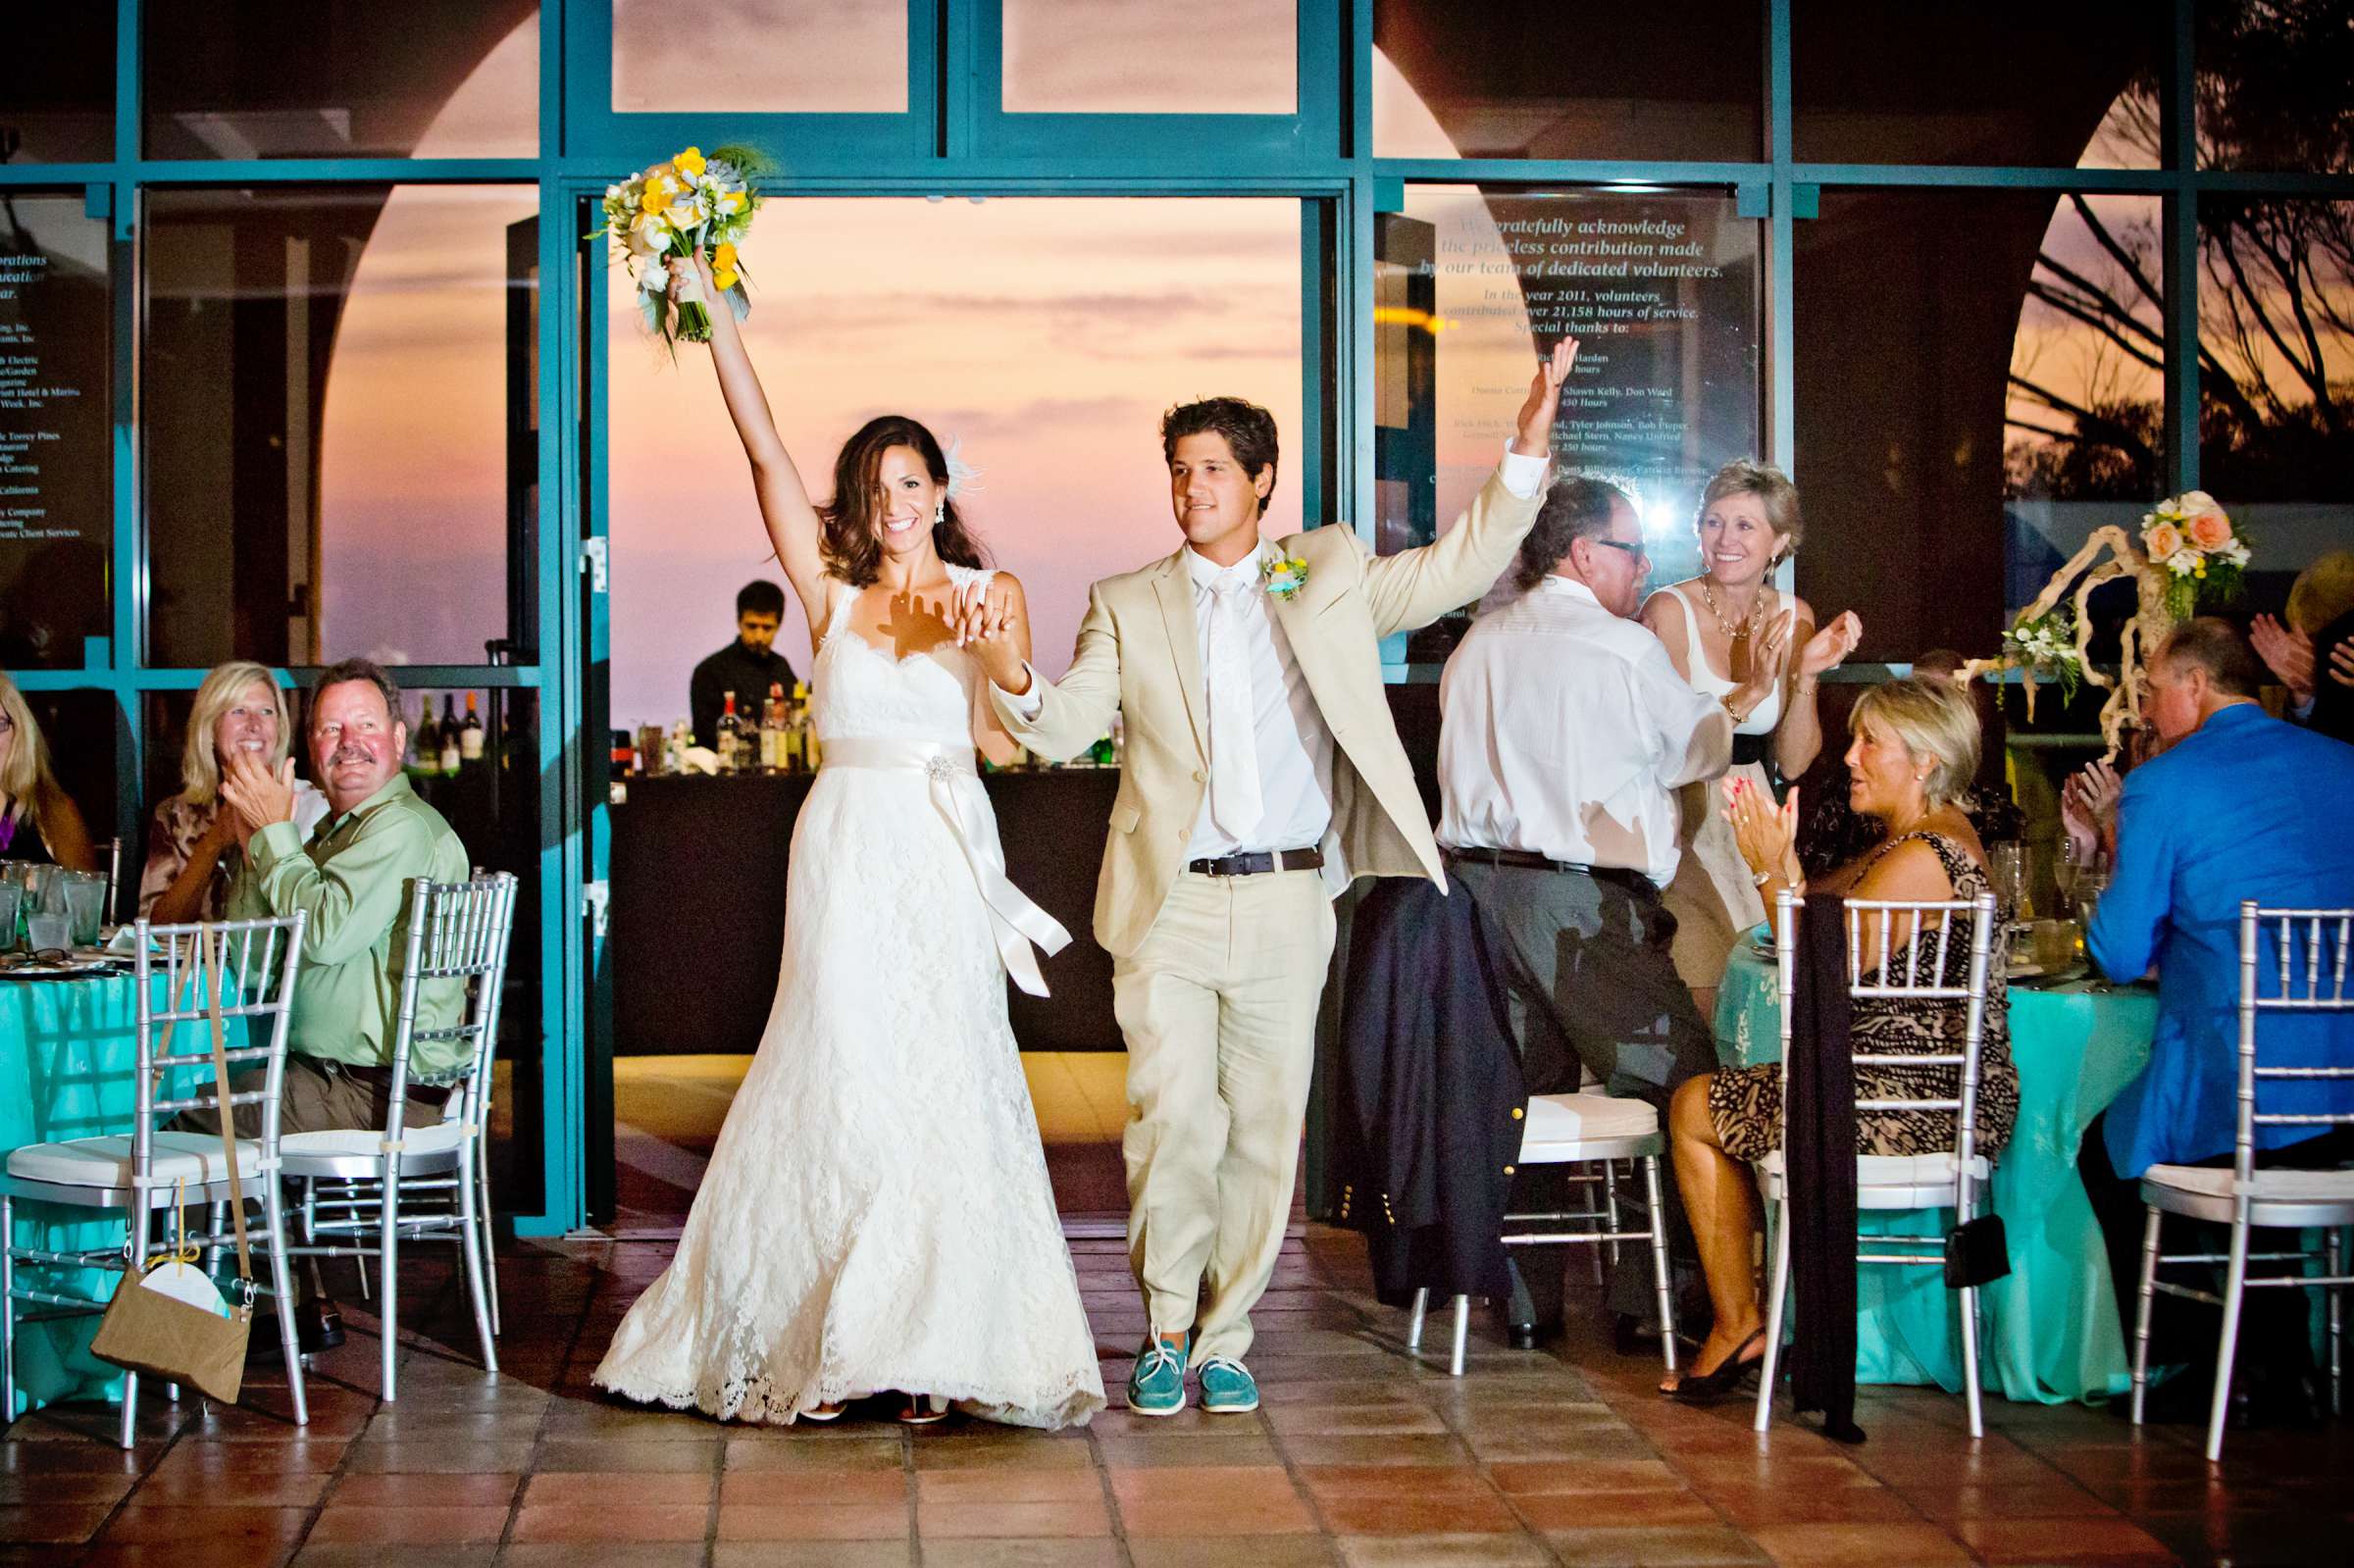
[690,641,799,750]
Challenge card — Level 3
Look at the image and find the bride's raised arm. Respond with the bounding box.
[670,250,829,634]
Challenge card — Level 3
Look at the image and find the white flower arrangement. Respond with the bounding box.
[593,143,772,354]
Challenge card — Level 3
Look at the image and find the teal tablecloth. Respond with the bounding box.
[0,970,232,1418]
[1715,939,2156,1405]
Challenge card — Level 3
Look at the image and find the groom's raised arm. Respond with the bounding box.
[1359,337,1572,639]
[988,582,1124,763]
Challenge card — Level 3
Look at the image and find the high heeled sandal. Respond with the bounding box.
[1669,1329,1768,1406]
[801,1399,848,1423]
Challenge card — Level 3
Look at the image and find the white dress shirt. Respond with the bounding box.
[1181,540,1335,861]
[1436,575,1729,888]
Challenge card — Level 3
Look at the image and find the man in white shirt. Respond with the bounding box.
[968,344,1574,1415]
[1438,477,1753,1340]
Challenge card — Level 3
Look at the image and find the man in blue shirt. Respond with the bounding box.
[2078,620,2354,1424]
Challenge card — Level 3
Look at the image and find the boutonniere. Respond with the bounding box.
[1260,551,1309,601]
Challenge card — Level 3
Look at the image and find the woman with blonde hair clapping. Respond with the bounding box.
[139,660,328,922]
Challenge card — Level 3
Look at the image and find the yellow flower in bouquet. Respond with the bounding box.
[592,143,773,354]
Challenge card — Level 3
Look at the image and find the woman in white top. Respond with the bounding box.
[1640,460,1861,1019]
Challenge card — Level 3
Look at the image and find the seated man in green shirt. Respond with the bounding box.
[181,657,472,1346]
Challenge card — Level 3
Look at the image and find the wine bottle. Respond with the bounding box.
[459,692,486,763]
[436,696,463,776]
[411,697,436,775]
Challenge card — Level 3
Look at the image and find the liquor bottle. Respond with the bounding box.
[664,720,689,776]
[411,697,436,775]
[1109,712,1125,767]
[716,690,746,775]
[780,684,804,772]
[459,692,486,763]
[793,681,821,770]
[436,697,463,776]
[1090,729,1117,769]
[761,683,788,772]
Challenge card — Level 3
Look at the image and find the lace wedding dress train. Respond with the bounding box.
[593,567,1105,1429]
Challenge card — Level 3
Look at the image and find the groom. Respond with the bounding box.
[967,340,1573,1415]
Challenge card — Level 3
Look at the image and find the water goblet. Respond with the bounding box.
[0,882,20,950]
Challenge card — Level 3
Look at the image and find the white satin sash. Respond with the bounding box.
[820,737,1073,997]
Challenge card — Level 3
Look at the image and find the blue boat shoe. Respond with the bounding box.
[1196,1354,1259,1414]
[1126,1334,1189,1416]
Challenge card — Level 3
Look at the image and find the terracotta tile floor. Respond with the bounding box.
[5,1224,2349,1567]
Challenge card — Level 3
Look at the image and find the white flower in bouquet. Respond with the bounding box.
[2139,491,2251,619]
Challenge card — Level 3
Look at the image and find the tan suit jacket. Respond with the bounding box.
[991,468,1545,958]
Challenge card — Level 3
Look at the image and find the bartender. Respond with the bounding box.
[690,581,798,750]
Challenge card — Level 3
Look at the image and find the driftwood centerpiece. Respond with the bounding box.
[1963,494,2248,758]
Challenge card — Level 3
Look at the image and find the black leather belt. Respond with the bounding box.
[1730,733,1773,768]
[1445,846,1656,895]
[1186,846,1325,878]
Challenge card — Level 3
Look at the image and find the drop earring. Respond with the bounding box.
[934,499,945,526]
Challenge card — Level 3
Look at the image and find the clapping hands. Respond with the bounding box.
[219,753,298,849]
[1720,775,1802,889]
[1729,610,1796,721]
[1798,610,1863,677]
[2250,614,2354,705]
[2060,758,2120,865]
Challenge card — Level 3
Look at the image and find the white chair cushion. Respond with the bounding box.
[6,1132,262,1189]
[280,1120,471,1161]
[1520,1091,1660,1157]
[2142,1163,2354,1202]
[1759,1148,1992,1208]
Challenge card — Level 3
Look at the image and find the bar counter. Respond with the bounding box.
[609,768,1123,1054]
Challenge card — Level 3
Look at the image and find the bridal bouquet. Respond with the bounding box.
[594,144,771,351]
[2000,607,2083,716]
[2139,491,2250,620]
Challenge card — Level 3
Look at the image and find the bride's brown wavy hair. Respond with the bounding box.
[818,416,989,587]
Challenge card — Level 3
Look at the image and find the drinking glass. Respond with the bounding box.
[62,876,106,946]
[1988,841,2024,921]
[26,911,71,955]
[0,882,21,950]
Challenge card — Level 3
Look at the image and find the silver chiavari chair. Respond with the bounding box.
[2130,901,2354,1462]
[1405,1090,1678,1381]
[1753,890,2001,1438]
[1,914,310,1445]
[277,874,517,1401]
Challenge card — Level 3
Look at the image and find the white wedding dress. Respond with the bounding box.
[594,567,1105,1429]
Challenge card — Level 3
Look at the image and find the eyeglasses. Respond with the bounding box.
[1591,538,1650,562]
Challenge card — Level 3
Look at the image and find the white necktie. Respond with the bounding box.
[1205,574,1263,840]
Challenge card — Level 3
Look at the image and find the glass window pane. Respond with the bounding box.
[1377,186,1762,665]
[2197,2,2354,173]
[612,0,907,114]
[144,2,537,160]
[143,185,537,669]
[0,197,110,671]
[1375,2,1761,162]
[1003,0,1295,115]
[2006,194,2168,601]
[1794,1,2162,168]
[1797,189,2169,675]
[605,196,1304,731]
[2200,198,2354,608]
[0,9,114,162]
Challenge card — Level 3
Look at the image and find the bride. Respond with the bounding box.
[593,251,1105,1429]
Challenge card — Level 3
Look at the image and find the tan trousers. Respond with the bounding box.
[1113,869,1336,1363]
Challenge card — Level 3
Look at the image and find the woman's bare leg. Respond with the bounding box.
[1663,1075,1766,1391]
